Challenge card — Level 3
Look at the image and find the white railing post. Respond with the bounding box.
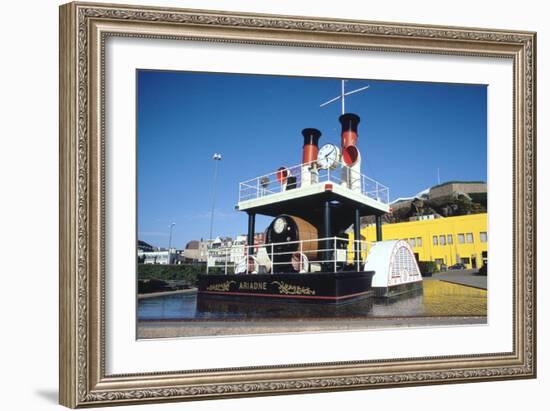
[333,237,337,273]
[356,240,360,271]
[271,243,274,274]
[300,240,303,273]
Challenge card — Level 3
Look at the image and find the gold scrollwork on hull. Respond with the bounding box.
[206,281,235,292]
[271,281,316,296]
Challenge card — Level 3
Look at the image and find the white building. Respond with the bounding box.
[138,249,178,265]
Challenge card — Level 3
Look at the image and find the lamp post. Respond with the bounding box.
[167,222,176,265]
[209,153,222,241]
[168,222,176,250]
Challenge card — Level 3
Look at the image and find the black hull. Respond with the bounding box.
[198,271,374,304]
[196,295,374,318]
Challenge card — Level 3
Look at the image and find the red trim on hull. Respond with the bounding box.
[198,290,372,301]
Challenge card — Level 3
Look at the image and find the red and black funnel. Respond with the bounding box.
[339,113,361,166]
[301,128,322,164]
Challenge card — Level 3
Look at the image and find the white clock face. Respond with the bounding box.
[273,217,287,234]
[317,144,341,169]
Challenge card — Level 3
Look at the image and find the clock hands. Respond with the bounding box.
[317,144,339,169]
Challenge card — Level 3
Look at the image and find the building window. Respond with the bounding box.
[480,232,488,242]
[417,237,422,247]
[466,233,474,243]
[439,235,446,245]
[458,233,465,244]
[447,234,453,244]
[409,238,416,248]
[461,257,471,265]
[433,235,438,246]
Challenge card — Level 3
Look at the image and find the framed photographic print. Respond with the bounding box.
[59,1,537,408]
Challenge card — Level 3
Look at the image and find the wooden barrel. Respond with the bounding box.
[265,215,319,272]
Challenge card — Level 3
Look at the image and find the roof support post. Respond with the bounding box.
[376,214,383,242]
[247,212,256,248]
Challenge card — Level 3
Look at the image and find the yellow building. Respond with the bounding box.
[360,213,488,269]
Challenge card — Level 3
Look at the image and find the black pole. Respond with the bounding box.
[323,200,332,271]
[375,214,383,242]
[354,208,361,268]
[247,212,256,248]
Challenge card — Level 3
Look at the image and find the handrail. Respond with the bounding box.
[205,236,374,275]
[238,159,389,204]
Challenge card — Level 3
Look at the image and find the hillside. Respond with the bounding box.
[363,181,487,225]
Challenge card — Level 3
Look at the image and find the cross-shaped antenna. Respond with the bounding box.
[320,80,370,115]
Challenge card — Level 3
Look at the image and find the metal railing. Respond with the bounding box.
[205,236,374,275]
[238,160,389,205]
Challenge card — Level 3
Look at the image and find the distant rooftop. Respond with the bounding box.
[430,181,486,190]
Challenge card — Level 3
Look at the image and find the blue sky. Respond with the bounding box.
[137,70,487,249]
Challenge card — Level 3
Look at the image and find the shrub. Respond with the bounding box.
[138,278,170,293]
[137,263,205,285]
[418,261,437,277]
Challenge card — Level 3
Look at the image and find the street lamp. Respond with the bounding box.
[168,222,176,250]
[209,153,222,240]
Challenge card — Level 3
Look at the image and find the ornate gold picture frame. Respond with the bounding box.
[59,2,536,408]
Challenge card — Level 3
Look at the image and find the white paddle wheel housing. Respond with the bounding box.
[365,240,423,297]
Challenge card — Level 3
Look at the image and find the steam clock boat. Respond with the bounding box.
[198,109,423,304]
